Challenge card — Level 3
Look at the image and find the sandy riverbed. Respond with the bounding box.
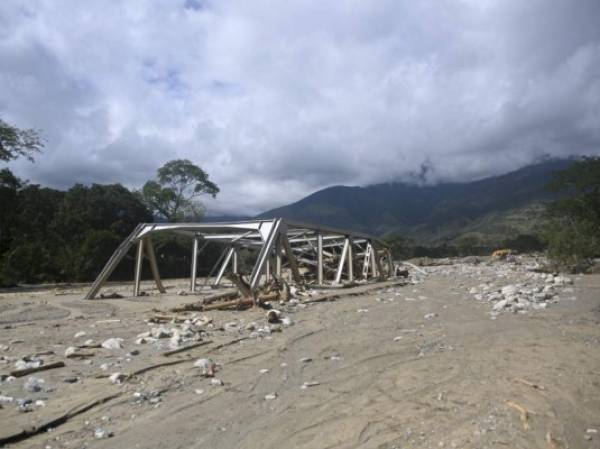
[1,261,599,449]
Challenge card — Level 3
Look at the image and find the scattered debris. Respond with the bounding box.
[100,292,123,299]
[266,309,282,323]
[513,377,545,390]
[506,400,532,430]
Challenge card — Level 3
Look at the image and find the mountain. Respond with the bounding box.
[204,214,252,223]
[257,159,573,244]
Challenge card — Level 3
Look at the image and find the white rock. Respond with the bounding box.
[23,376,44,392]
[266,309,281,323]
[0,395,14,403]
[109,372,126,384]
[424,313,437,320]
[169,336,182,349]
[64,346,78,357]
[74,331,87,339]
[194,358,216,377]
[487,292,502,301]
[194,389,204,395]
[281,317,294,327]
[210,378,224,386]
[492,299,509,311]
[94,427,113,439]
[101,338,123,350]
[14,359,42,371]
[150,327,171,339]
[224,321,239,332]
[264,393,277,400]
[259,368,269,374]
[501,285,517,295]
[301,381,320,389]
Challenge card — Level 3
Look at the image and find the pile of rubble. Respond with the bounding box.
[420,256,577,315]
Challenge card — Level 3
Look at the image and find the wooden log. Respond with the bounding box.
[0,392,122,446]
[10,361,66,378]
[169,289,239,313]
[257,291,279,302]
[226,274,252,297]
[162,340,212,357]
[202,297,254,311]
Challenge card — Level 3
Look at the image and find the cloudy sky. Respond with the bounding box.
[1,1,599,215]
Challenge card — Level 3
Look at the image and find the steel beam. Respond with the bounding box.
[214,246,235,286]
[85,223,143,299]
[275,236,282,278]
[250,219,282,290]
[362,242,372,279]
[232,248,238,274]
[334,237,350,284]
[317,233,324,285]
[347,236,354,282]
[133,238,144,297]
[190,236,199,292]
[371,242,378,277]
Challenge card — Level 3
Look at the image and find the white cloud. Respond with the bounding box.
[1,0,599,216]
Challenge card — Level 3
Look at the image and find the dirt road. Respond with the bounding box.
[1,263,599,449]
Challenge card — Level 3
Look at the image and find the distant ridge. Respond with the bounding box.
[257,159,573,244]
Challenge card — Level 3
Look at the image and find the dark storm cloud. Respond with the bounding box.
[1,0,599,215]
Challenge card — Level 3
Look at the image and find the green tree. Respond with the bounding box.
[382,233,416,260]
[543,156,600,271]
[140,159,219,222]
[0,119,43,162]
[455,234,481,256]
[52,183,153,280]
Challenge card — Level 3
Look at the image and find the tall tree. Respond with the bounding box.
[0,119,43,162]
[140,159,219,222]
[544,156,600,270]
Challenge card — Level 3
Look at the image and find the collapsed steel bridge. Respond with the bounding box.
[85,218,393,299]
